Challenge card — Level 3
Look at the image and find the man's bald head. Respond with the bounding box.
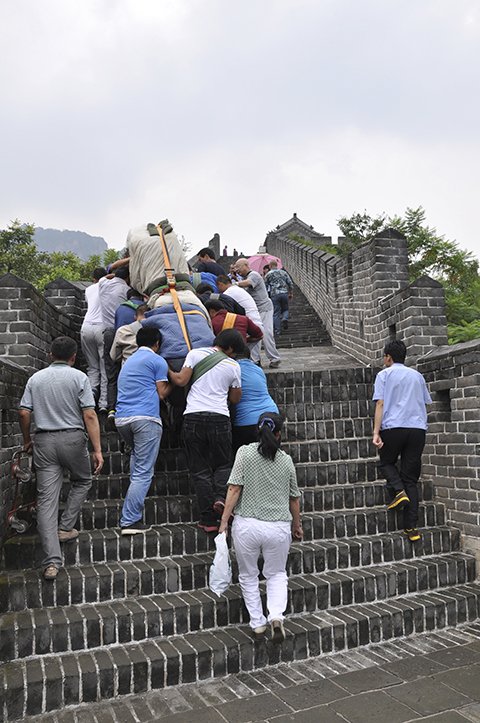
[235,258,250,277]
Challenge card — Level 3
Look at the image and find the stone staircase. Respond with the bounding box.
[1,366,479,721]
[273,283,331,349]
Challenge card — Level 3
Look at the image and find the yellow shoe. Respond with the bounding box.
[403,528,421,541]
[387,491,410,510]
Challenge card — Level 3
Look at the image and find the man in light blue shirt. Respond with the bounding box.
[372,339,432,541]
[115,326,173,534]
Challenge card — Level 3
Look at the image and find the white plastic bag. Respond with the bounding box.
[209,532,232,597]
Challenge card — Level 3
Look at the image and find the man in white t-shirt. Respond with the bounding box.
[216,275,263,327]
[80,267,108,410]
[168,329,244,531]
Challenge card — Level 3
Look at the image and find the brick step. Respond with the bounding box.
[295,458,379,486]
[301,479,434,512]
[1,553,474,662]
[64,472,193,502]
[2,503,445,570]
[94,447,190,477]
[3,582,480,721]
[96,437,378,478]
[282,417,373,442]
[62,480,434,530]
[283,437,376,464]
[275,336,331,349]
[266,368,375,393]
[70,495,200,529]
[300,503,445,542]
[277,401,374,424]
[0,526,461,612]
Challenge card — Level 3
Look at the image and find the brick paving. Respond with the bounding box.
[23,623,480,722]
[2,342,480,721]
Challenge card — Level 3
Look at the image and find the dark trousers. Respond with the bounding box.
[378,427,426,528]
[232,424,258,454]
[183,413,233,526]
[103,327,120,412]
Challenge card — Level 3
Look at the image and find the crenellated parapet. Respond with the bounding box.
[265,219,448,365]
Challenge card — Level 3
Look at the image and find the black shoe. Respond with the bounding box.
[106,411,116,432]
[271,619,285,644]
[121,521,152,535]
[282,319,288,331]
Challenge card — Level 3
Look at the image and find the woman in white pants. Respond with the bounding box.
[219,412,303,644]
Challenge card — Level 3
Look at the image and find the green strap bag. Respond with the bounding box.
[191,272,202,290]
[190,351,229,385]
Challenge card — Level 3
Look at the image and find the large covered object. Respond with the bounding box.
[127,223,189,294]
[143,303,214,359]
[126,222,209,318]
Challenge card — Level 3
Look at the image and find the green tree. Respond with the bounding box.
[335,207,480,344]
[388,207,478,289]
[0,220,40,282]
[337,211,387,248]
[0,220,124,290]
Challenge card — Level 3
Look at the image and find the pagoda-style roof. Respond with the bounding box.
[266,213,326,243]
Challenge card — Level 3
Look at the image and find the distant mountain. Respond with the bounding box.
[34,227,108,261]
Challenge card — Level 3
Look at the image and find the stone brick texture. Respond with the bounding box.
[0,274,87,375]
[418,339,480,549]
[0,358,29,539]
[1,248,480,721]
[265,222,448,367]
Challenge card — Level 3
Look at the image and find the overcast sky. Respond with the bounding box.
[1,0,480,260]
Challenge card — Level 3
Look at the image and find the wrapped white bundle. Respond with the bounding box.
[126,222,211,323]
[126,223,189,294]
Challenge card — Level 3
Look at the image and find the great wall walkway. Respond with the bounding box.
[1,277,480,722]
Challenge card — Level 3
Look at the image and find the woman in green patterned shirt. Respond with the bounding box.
[218,412,303,644]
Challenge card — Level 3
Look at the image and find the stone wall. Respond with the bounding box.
[0,274,87,375]
[265,226,448,366]
[419,340,480,561]
[0,358,29,539]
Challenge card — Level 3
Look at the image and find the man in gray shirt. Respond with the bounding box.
[19,337,104,580]
[98,266,130,425]
[235,258,280,368]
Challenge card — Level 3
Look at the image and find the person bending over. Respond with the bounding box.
[115,327,173,534]
[168,329,244,531]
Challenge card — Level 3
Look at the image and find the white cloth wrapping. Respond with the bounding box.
[126,224,189,295]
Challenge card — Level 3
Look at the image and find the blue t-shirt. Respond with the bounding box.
[231,359,278,426]
[190,273,219,293]
[373,363,432,430]
[116,348,169,418]
[114,298,143,332]
[197,261,226,277]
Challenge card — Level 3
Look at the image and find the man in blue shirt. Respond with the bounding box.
[196,248,226,277]
[372,339,432,541]
[114,288,144,332]
[115,327,173,534]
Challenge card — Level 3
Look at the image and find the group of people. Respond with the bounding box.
[17,223,432,644]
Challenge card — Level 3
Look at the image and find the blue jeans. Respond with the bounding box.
[116,418,163,527]
[272,293,289,334]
